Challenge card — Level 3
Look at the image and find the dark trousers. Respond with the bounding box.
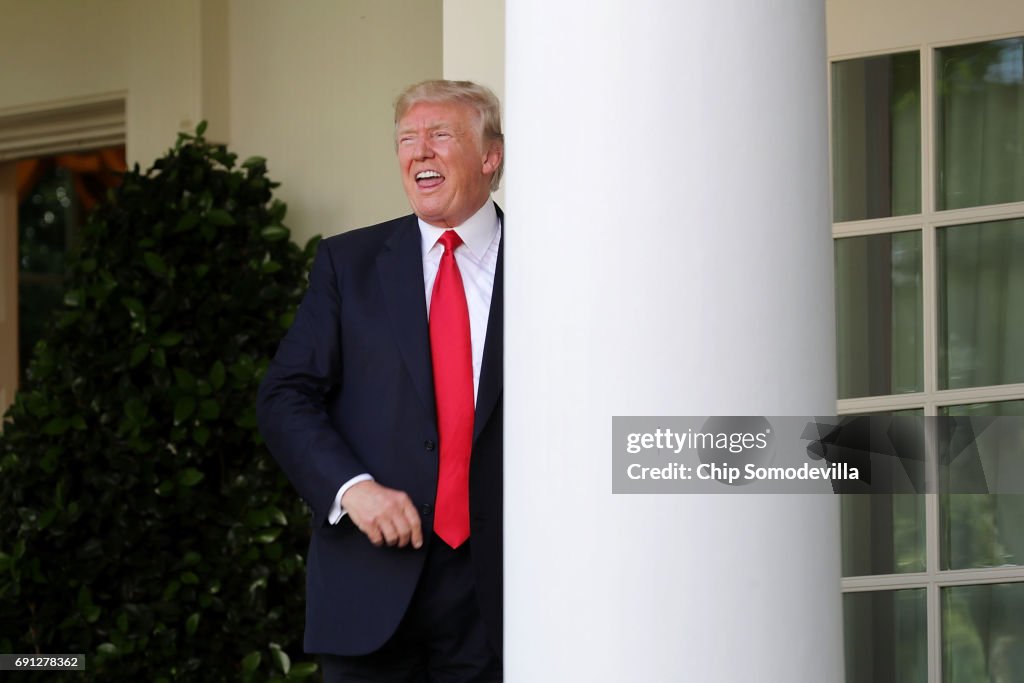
[320,535,502,683]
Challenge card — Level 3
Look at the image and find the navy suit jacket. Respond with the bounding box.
[256,208,503,656]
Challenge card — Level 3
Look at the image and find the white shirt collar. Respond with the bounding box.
[418,200,499,260]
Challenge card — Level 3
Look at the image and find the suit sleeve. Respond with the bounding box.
[256,240,368,528]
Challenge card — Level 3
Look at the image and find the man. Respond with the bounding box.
[256,80,504,681]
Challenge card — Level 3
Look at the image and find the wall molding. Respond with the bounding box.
[0,92,127,161]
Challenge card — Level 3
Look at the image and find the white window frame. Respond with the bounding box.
[831,30,1024,683]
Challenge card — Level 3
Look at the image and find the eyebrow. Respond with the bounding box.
[397,121,460,135]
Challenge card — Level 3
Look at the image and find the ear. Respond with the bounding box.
[481,141,503,175]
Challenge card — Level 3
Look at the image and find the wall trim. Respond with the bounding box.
[0,92,127,161]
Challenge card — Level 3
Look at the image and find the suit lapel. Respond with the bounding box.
[376,216,436,420]
[474,209,503,444]
[376,208,503,440]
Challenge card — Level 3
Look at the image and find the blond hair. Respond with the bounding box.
[394,80,504,191]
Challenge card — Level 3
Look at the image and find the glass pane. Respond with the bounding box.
[937,37,1024,210]
[843,494,926,575]
[943,583,1024,682]
[842,409,926,576]
[18,166,76,380]
[941,400,1024,570]
[937,219,1024,389]
[835,231,922,398]
[16,149,126,382]
[844,589,927,683]
[832,51,921,222]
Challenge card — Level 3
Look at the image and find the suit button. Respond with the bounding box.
[420,503,433,516]
[424,440,435,451]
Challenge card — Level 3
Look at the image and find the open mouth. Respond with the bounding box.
[415,170,444,189]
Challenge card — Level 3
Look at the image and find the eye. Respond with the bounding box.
[434,131,452,140]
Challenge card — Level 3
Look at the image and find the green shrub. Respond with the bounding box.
[0,124,320,681]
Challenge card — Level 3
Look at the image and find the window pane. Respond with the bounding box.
[844,589,927,683]
[832,51,921,222]
[937,37,1024,210]
[842,409,926,576]
[843,494,926,576]
[940,400,1024,570]
[18,165,76,380]
[943,583,1024,682]
[937,219,1024,390]
[835,231,922,398]
[15,150,126,382]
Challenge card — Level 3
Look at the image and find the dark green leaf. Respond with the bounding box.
[192,426,210,446]
[125,397,146,422]
[209,361,226,390]
[174,397,196,424]
[270,643,290,675]
[37,508,57,530]
[198,399,220,420]
[175,212,200,233]
[159,331,184,347]
[255,528,282,544]
[129,343,150,367]
[261,225,290,242]
[288,662,318,678]
[143,251,168,276]
[207,209,235,226]
[64,289,84,307]
[179,468,204,487]
[174,368,196,390]
[242,652,261,672]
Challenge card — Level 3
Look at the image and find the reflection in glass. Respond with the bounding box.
[937,219,1024,390]
[842,409,926,576]
[941,401,1024,570]
[15,149,126,382]
[18,167,76,381]
[843,494,926,576]
[937,37,1024,210]
[835,231,922,398]
[832,51,921,222]
[844,589,927,683]
[943,583,1024,682]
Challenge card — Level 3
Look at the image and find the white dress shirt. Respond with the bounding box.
[328,200,501,524]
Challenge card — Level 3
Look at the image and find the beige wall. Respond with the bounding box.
[442,0,505,208]
[229,0,442,244]
[828,0,1024,56]
[0,0,443,244]
[0,0,227,166]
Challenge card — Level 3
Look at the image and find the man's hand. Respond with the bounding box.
[341,480,424,549]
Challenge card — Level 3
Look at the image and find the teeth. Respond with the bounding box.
[416,170,442,180]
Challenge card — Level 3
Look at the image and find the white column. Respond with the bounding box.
[505,1,842,681]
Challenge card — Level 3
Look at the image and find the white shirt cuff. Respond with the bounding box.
[327,473,374,525]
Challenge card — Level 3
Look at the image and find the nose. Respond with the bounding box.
[411,136,433,160]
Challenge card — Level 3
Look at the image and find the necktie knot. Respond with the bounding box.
[438,230,463,253]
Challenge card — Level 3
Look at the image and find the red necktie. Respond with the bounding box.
[430,230,474,548]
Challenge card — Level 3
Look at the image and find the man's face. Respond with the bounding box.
[397,100,502,229]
